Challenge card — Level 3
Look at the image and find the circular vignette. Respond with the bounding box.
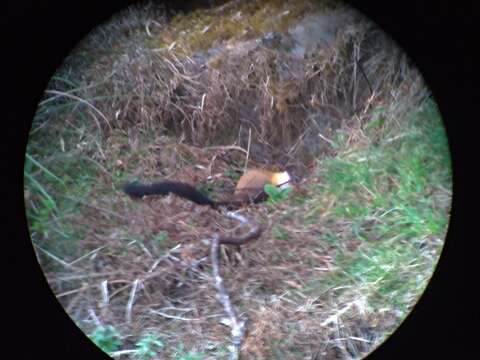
[7,0,470,356]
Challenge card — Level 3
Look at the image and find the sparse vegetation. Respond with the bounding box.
[264,183,293,203]
[25,1,451,359]
[134,333,164,360]
[174,349,207,360]
[89,325,123,354]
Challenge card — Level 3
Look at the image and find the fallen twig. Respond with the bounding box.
[125,278,140,323]
[210,211,263,359]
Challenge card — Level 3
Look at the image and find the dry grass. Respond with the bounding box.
[33,0,415,174]
[25,1,450,359]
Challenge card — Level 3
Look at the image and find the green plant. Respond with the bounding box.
[88,325,123,354]
[173,344,206,360]
[175,351,205,360]
[197,182,215,197]
[135,333,164,360]
[264,183,293,204]
[153,231,169,249]
[24,153,63,239]
[224,168,241,182]
[272,225,290,240]
[24,153,64,211]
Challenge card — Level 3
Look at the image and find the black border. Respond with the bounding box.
[2,0,474,359]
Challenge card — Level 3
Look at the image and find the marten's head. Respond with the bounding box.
[271,171,292,189]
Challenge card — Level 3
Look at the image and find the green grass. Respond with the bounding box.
[331,100,449,235]
[88,325,123,354]
[25,106,107,261]
[134,333,164,360]
[303,99,450,313]
[272,225,291,241]
[264,183,293,204]
[25,87,150,262]
[173,345,207,360]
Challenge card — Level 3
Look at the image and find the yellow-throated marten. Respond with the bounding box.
[123,169,291,208]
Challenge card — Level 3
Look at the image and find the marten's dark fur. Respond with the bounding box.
[123,170,291,208]
[123,181,216,208]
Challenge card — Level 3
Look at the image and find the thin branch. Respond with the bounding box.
[210,211,264,359]
[69,245,107,266]
[244,127,252,172]
[203,145,248,155]
[125,279,140,323]
[149,309,223,321]
[101,279,109,306]
[33,244,75,268]
[110,350,139,357]
[88,308,102,327]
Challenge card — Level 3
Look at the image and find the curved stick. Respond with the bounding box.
[210,211,263,359]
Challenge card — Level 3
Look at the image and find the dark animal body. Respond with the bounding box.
[123,181,216,207]
[122,169,291,209]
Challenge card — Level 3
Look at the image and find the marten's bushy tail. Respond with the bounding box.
[123,181,216,207]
